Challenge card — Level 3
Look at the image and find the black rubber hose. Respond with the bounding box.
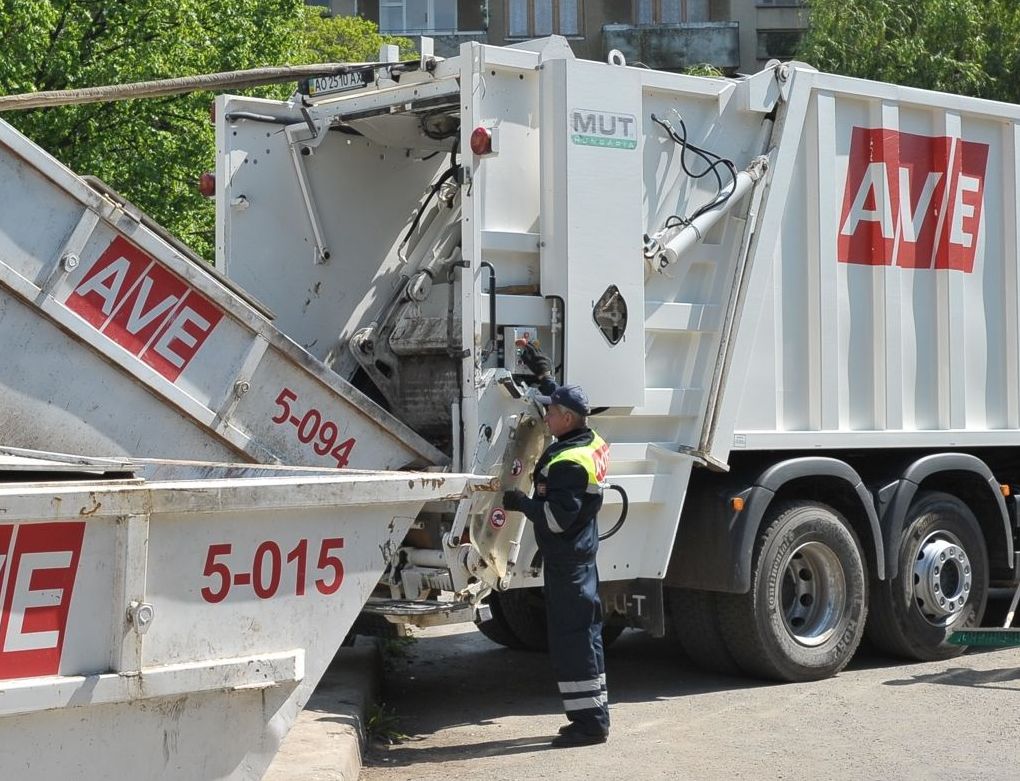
[599,484,629,541]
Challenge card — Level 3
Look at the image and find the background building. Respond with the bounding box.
[316,1,808,74]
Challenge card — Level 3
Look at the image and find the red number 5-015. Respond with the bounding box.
[316,538,344,595]
[200,537,345,603]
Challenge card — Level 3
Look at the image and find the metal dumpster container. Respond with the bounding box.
[0,448,488,779]
[0,118,446,471]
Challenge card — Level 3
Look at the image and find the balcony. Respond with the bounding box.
[601,21,740,72]
[424,31,490,58]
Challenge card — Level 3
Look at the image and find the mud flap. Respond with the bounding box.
[599,578,665,637]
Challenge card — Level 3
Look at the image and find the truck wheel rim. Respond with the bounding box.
[779,541,847,647]
[912,531,972,624]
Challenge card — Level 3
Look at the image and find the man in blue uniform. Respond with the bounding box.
[503,345,611,748]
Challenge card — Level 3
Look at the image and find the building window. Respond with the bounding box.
[507,0,581,37]
[380,0,458,34]
[633,1,710,23]
[756,30,803,60]
[634,1,681,24]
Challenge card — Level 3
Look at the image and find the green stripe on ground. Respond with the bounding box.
[949,629,1020,647]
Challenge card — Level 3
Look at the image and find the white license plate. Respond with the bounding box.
[306,67,374,97]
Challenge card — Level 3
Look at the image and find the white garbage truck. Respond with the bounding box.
[2,35,1019,685]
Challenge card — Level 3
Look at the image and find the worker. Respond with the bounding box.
[502,344,610,748]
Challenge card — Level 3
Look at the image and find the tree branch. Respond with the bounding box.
[35,3,72,88]
[78,6,110,69]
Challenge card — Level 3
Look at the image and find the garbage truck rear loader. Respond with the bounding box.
[212,39,1020,682]
[3,37,1020,684]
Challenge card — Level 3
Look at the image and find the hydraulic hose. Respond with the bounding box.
[598,484,629,541]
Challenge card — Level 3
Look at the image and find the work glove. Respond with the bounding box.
[502,489,529,511]
[519,343,552,377]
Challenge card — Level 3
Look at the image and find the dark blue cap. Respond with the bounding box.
[535,384,590,417]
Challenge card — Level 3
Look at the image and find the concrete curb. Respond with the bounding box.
[265,641,382,781]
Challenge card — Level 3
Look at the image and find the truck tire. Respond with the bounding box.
[496,587,550,651]
[865,491,988,661]
[486,588,627,653]
[602,621,626,648]
[476,592,526,650]
[667,587,741,675]
[717,501,867,682]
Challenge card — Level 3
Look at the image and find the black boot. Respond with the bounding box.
[551,723,608,748]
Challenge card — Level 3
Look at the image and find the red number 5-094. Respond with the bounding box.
[200,537,344,604]
[272,387,356,468]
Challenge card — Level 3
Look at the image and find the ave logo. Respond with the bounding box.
[64,236,224,381]
[838,127,989,272]
[0,522,85,680]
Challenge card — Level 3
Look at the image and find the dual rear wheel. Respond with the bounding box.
[865,491,988,660]
[478,494,990,681]
[710,500,868,682]
[671,492,989,682]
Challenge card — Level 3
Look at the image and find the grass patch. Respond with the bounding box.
[366,702,408,744]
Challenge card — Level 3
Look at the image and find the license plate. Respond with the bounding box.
[304,67,374,98]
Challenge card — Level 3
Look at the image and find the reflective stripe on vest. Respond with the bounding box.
[545,432,609,492]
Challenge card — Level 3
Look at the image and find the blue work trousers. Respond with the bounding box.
[543,558,609,734]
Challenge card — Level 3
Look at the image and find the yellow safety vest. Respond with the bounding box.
[545,432,610,494]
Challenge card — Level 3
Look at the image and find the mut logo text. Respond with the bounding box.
[571,109,637,150]
[838,127,989,272]
[64,236,224,381]
[0,522,85,680]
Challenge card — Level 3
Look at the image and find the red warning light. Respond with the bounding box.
[470,126,493,156]
[198,172,216,198]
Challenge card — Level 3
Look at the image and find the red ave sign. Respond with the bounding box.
[838,127,989,272]
[64,236,224,381]
[0,522,85,680]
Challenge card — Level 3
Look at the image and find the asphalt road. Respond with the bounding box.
[361,622,1020,781]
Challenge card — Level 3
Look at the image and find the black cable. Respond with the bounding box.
[651,112,738,226]
[397,165,458,256]
[653,115,713,178]
[661,114,735,206]
[448,134,460,169]
[398,137,462,257]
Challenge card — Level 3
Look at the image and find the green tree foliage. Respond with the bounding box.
[798,0,1020,102]
[980,0,1020,104]
[300,7,413,64]
[0,2,411,259]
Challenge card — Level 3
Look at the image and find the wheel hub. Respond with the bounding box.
[913,535,972,622]
[779,541,848,647]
